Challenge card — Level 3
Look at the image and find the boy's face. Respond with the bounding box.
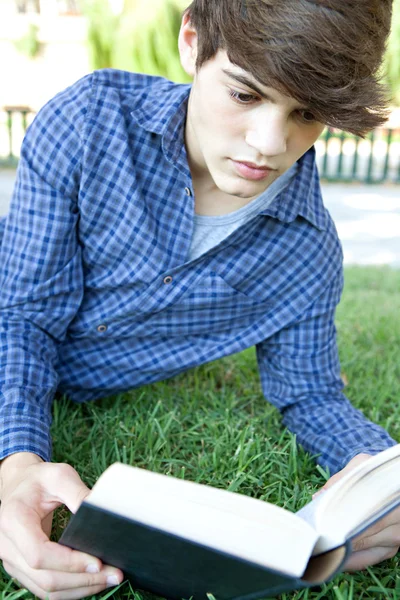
[179,18,325,202]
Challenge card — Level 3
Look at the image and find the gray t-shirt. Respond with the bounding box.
[189,163,298,261]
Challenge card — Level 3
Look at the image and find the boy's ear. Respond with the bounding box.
[178,11,198,77]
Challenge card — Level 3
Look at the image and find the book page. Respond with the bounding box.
[86,463,319,578]
[298,445,400,554]
[296,490,327,528]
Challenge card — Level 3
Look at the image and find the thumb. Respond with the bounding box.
[312,487,328,500]
[312,473,341,499]
[70,481,91,514]
[45,463,92,514]
[312,454,373,500]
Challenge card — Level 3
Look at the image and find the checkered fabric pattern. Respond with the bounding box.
[0,70,395,473]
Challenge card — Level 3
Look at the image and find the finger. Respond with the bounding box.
[2,530,123,591]
[2,500,103,573]
[352,524,400,552]
[351,506,400,550]
[3,531,124,590]
[6,560,123,595]
[319,472,342,492]
[8,563,122,600]
[355,506,400,538]
[345,545,398,571]
[319,454,373,493]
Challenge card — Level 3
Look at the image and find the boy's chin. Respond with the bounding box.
[215,176,272,199]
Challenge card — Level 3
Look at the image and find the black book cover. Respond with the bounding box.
[60,503,310,600]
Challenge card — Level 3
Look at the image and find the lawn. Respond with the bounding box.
[1,266,400,600]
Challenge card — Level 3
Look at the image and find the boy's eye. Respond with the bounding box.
[298,109,317,123]
[229,90,259,104]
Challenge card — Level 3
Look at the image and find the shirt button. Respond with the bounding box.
[163,276,173,284]
[97,324,108,333]
[185,187,192,196]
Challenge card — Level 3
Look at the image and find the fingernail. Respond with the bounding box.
[86,564,100,573]
[106,575,119,587]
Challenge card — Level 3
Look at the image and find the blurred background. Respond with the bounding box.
[0,0,399,265]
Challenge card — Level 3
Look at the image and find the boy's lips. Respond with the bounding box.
[231,160,277,181]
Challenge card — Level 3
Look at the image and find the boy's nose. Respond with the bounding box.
[245,117,288,158]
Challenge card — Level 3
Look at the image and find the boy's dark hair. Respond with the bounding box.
[185,0,393,136]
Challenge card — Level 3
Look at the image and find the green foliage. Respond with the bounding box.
[14,23,40,59]
[82,0,190,83]
[81,0,120,71]
[385,0,400,105]
[113,0,189,82]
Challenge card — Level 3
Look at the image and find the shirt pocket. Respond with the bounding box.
[137,270,273,337]
[67,269,273,339]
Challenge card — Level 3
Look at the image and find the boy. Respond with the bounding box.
[0,1,398,598]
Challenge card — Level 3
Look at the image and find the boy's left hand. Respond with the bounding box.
[317,453,400,570]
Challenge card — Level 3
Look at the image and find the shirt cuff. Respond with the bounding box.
[0,412,52,463]
[281,393,397,474]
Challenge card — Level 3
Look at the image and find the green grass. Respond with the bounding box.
[1,266,400,600]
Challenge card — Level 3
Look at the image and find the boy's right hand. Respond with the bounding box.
[0,453,124,600]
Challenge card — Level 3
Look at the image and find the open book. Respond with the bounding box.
[60,444,400,600]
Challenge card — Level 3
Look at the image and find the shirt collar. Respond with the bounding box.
[259,147,327,231]
[130,77,192,179]
[130,77,326,231]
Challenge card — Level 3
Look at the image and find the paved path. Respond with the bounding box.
[0,169,399,266]
[321,183,400,267]
[0,170,15,217]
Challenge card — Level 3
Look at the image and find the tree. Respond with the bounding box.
[81,0,190,83]
[385,0,400,105]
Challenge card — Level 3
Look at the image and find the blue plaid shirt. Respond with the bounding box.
[0,70,395,473]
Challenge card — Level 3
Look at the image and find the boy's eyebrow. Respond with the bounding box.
[222,68,274,101]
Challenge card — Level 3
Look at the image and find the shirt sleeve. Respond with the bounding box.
[256,267,396,475]
[0,75,92,462]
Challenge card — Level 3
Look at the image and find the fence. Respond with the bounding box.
[1,108,400,183]
[316,127,400,184]
[0,106,33,168]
